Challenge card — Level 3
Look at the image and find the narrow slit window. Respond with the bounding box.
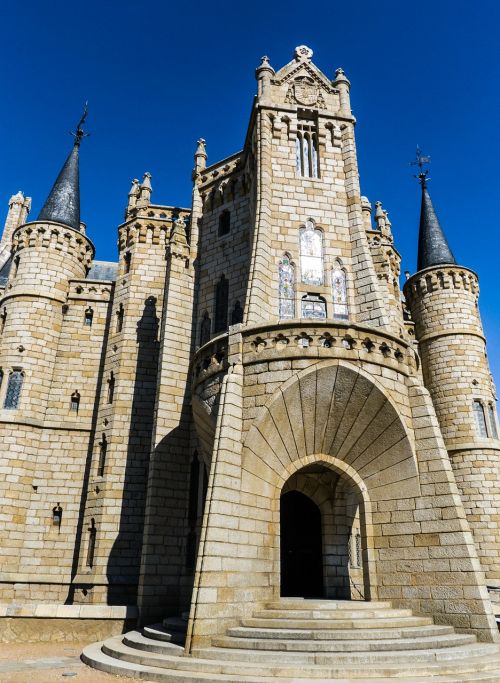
[473,400,488,437]
[124,251,131,274]
[4,370,23,409]
[0,308,6,335]
[278,256,295,319]
[214,275,229,333]
[97,434,107,476]
[84,307,93,327]
[488,404,498,439]
[70,391,80,413]
[218,210,230,237]
[86,519,97,567]
[107,372,115,404]
[116,304,124,333]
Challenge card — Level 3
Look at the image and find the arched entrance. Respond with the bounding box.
[280,463,367,600]
[280,490,323,597]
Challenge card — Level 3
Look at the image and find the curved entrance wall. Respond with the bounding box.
[187,329,498,650]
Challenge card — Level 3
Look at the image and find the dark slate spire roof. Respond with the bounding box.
[37,105,88,232]
[37,144,81,231]
[417,178,456,271]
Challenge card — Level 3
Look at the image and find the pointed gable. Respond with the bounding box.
[267,45,340,111]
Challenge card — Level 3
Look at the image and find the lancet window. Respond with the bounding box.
[332,265,349,320]
[299,220,323,285]
[4,369,23,409]
[278,255,295,319]
[214,275,229,333]
[296,121,319,178]
[488,403,498,439]
[473,400,488,437]
[86,519,97,567]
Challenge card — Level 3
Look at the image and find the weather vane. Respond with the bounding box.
[410,145,431,186]
[71,102,90,146]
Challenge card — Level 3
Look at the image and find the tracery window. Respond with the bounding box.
[301,294,326,319]
[299,220,323,285]
[488,403,498,439]
[296,122,319,178]
[278,255,295,319]
[214,275,229,334]
[332,265,349,320]
[4,369,23,409]
[473,400,488,437]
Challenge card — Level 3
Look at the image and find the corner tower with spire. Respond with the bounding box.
[404,160,500,586]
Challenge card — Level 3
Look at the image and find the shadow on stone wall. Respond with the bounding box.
[106,295,160,605]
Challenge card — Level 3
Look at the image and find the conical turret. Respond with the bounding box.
[416,178,455,271]
[37,106,88,231]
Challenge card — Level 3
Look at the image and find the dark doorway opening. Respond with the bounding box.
[280,490,323,598]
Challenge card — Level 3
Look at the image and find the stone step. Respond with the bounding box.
[143,623,179,642]
[252,607,414,620]
[212,632,476,652]
[242,615,435,629]
[124,629,184,654]
[194,642,498,665]
[264,599,393,610]
[84,638,500,680]
[228,623,455,640]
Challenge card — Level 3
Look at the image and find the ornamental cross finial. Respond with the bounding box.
[410,145,431,187]
[71,102,90,146]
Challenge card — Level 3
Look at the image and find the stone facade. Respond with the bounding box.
[0,44,498,648]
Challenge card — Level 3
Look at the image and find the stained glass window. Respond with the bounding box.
[488,404,498,439]
[473,400,488,437]
[332,266,349,320]
[279,256,295,319]
[299,220,323,285]
[4,370,23,409]
[301,294,326,319]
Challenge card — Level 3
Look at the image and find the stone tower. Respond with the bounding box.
[1,47,499,677]
[403,171,500,586]
[0,118,95,599]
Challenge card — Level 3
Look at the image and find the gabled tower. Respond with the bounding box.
[404,170,500,585]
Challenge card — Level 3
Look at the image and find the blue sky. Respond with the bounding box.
[1,0,499,385]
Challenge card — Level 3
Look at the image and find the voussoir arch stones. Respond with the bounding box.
[241,360,419,502]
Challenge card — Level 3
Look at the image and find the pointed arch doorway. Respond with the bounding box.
[279,463,367,600]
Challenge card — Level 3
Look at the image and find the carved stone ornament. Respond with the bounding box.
[294,45,313,61]
[292,76,318,106]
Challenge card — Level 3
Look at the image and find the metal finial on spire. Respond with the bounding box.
[410,145,431,187]
[71,102,90,147]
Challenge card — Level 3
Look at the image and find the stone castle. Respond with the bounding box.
[1,45,500,680]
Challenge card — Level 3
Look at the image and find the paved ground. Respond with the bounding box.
[0,642,131,682]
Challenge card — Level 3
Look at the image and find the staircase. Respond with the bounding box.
[82,598,500,682]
